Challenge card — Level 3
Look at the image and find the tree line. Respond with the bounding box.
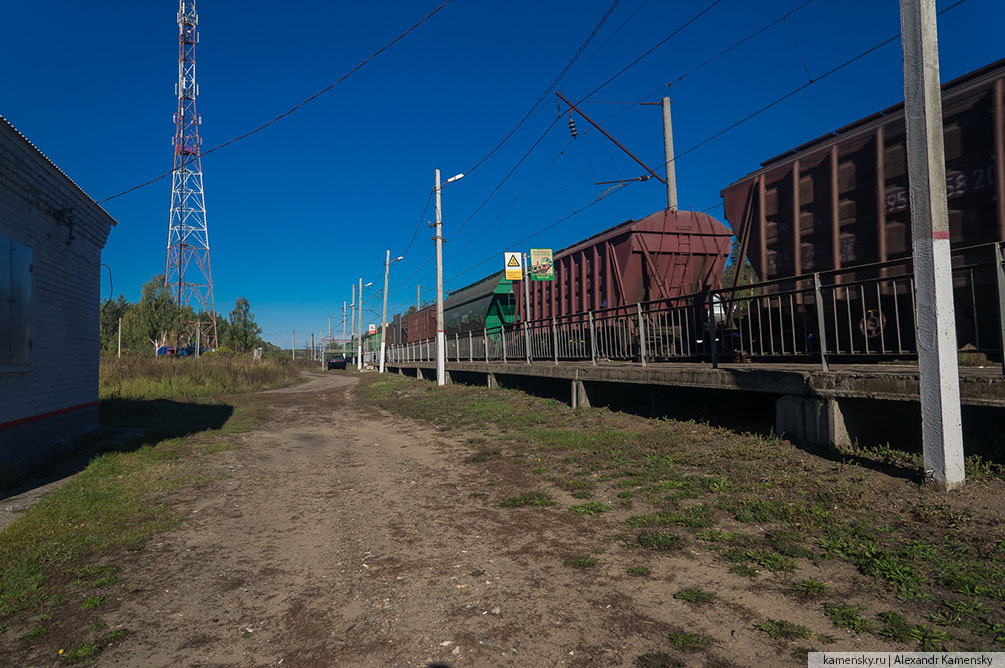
[99,275,271,356]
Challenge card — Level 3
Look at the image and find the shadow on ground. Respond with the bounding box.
[1,399,233,501]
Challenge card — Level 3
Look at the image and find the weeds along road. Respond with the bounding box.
[8,370,1002,667]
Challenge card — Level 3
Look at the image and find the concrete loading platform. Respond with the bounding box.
[386,361,1005,452]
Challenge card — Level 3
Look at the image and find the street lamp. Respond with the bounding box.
[434,169,464,386]
[380,252,404,373]
[358,279,373,369]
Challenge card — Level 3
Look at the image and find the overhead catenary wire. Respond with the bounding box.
[577,0,723,103]
[407,0,975,303]
[96,0,455,204]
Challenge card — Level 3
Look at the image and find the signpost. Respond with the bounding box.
[530,248,554,281]
[504,252,523,280]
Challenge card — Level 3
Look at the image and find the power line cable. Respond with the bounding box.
[97,0,455,204]
[666,0,971,169]
[578,0,722,103]
[460,0,623,180]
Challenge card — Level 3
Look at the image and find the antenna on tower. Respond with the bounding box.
[165,0,218,349]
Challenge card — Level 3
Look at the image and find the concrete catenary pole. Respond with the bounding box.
[380,249,390,373]
[358,277,364,370]
[435,168,446,386]
[523,252,532,363]
[662,96,678,212]
[900,0,965,490]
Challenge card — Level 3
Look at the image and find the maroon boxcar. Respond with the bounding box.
[515,208,733,321]
[721,59,1005,282]
[405,305,436,342]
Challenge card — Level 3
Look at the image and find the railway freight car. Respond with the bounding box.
[719,59,1005,357]
[515,208,733,320]
[721,59,1004,280]
[404,271,516,342]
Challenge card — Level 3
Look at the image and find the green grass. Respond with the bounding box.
[99,355,313,401]
[627,566,651,576]
[352,373,1005,652]
[570,501,611,515]
[674,588,716,605]
[822,604,877,634]
[637,532,685,551]
[80,596,106,610]
[1,357,280,626]
[667,630,707,653]
[502,491,556,507]
[792,579,830,599]
[59,642,102,664]
[755,619,813,640]
[564,556,598,568]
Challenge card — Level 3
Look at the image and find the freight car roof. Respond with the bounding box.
[728,58,1004,183]
[554,208,731,257]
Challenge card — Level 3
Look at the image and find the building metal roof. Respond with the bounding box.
[0,113,118,229]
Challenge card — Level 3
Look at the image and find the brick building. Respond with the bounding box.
[1,115,118,481]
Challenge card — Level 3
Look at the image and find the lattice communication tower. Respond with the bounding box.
[165,0,218,348]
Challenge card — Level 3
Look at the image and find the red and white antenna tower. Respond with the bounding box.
[165,0,218,348]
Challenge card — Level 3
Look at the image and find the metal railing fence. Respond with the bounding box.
[385,242,1005,373]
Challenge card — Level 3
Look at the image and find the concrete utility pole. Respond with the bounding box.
[435,168,446,385]
[523,252,532,363]
[433,168,465,386]
[662,96,678,212]
[379,250,400,374]
[900,0,965,491]
[358,277,364,370]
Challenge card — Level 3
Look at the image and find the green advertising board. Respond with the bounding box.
[529,248,554,281]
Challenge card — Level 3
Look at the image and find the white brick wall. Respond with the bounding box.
[0,118,116,475]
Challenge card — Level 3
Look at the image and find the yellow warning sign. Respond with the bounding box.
[504,252,522,280]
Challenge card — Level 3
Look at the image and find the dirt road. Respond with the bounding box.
[38,372,873,668]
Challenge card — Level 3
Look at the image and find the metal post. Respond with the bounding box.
[435,169,446,386]
[117,317,122,359]
[357,277,364,370]
[637,303,647,366]
[662,96,678,212]
[454,332,459,362]
[468,330,473,362]
[484,328,489,362]
[523,252,532,364]
[311,332,315,361]
[814,273,830,372]
[501,326,507,363]
[588,311,597,366]
[196,321,201,358]
[320,331,324,370]
[380,249,390,373]
[996,242,1005,375]
[900,0,964,490]
[707,290,718,369]
[552,318,559,365]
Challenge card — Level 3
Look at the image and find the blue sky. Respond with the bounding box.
[5,0,1002,347]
